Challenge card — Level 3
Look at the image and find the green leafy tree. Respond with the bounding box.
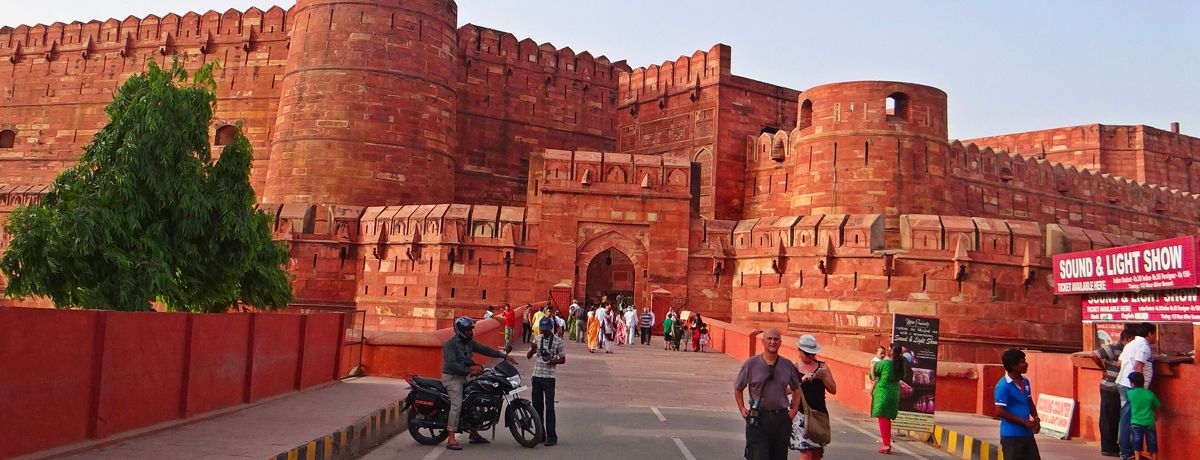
[0,59,293,312]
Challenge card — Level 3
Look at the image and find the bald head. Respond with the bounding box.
[761,328,782,356]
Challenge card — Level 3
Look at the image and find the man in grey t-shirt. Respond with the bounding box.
[734,328,802,460]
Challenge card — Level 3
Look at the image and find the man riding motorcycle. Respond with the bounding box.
[442,316,518,450]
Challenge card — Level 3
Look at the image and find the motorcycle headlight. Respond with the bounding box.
[506,375,522,388]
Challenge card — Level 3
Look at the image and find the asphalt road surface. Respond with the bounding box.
[364,335,952,460]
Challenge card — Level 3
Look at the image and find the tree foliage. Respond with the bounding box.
[0,59,293,312]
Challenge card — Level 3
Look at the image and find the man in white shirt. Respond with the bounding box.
[623,306,637,345]
[1115,322,1156,460]
[594,304,608,350]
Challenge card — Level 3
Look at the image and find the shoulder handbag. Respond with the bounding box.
[799,367,832,445]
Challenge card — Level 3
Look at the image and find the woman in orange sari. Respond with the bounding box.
[586,306,600,352]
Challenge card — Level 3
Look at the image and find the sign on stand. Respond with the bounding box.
[1035,394,1077,439]
[891,314,940,433]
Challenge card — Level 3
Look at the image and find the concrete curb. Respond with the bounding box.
[931,425,1003,460]
[271,400,408,460]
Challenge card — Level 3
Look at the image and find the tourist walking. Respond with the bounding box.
[734,328,802,460]
[994,349,1041,460]
[603,305,617,353]
[587,307,600,352]
[554,309,566,339]
[871,343,908,455]
[567,300,580,341]
[670,315,684,351]
[526,316,565,446]
[1091,326,1133,457]
[690,314,704,352]
[639,307,655,345]
[662,313,675,350]
[441,317,518,450]
[791,335,837,459]
[1117,322,1156,460]
[521,304,534,343]
[595,304,609,351]
[500,304,516,351]
[575,303,588,343]
[615,314,627,346]
[624,305,637,345]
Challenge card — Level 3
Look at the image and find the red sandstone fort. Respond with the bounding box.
[2,0,1199,363]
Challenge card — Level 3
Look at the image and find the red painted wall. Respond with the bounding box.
[185,313,252,416]
[94,312,189,438]
[0,308,344,458]
[249,314,303,401]
[300,313,343,389]
[0,308,101,458]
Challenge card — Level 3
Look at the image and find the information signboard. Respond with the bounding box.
[1035,394,1077,439]
[1083,288,1200,322]
[891,314,939,432]
[1053,236,1199,294]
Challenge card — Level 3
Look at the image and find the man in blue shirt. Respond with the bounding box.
[994,349,1042,460]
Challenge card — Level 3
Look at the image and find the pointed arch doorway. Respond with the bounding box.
[575,231,649,308]
[584,247,635,305]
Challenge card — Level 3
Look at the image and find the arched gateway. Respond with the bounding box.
[575,231,648,307]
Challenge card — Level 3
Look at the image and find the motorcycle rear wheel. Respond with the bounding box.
[506,401,544,448]
[407,408,449,445]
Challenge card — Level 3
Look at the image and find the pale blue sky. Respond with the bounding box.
[7,1,1199,139]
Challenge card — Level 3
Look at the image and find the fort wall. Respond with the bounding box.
[0,7,293,191]
[616,44,800,221]
[966,124,1200,194]
[453,25,628,206]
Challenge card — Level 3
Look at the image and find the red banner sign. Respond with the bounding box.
[1083,288,1200,322]
[1053,236,1199,294]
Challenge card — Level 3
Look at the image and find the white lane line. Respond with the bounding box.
[651,406,668,422]
[421,446,446,460]
[831,415,932,460]
[671,436,697,460]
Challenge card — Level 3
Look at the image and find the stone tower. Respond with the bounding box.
[790,81,950,234]
[263,0,460,209]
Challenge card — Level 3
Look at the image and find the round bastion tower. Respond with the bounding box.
[263,0,460,207]
[790,81,950,232]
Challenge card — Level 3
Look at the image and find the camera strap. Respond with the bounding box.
[751,355,777,404]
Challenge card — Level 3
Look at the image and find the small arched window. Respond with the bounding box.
[0,130,15,148]
[886,92,909,121]
[798,99,813,129]
[214,125,238,146]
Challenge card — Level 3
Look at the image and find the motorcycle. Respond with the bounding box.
[402,360,544,448]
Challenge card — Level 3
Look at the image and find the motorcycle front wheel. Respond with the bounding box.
[407,408,449,445]
[506,400,544,448]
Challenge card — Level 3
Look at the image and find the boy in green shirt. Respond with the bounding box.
[1126,372,1160,458]
[662,316,675,350]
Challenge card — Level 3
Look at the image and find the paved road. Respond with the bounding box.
[364,337,951,460]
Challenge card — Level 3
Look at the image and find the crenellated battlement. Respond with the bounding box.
[617,44,731,105]
[946,139,1200,231]
[0,6,292,62]
[457,24,628,82]
[536,149,692,194]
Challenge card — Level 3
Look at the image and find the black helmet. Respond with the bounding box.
[453,316,475,341]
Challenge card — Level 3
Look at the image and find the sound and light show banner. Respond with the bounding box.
[1053,236,1199,294]
[1083,288,1200,322]
[891,314,939,432]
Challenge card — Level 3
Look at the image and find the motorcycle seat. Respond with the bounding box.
[411,375,446,392]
